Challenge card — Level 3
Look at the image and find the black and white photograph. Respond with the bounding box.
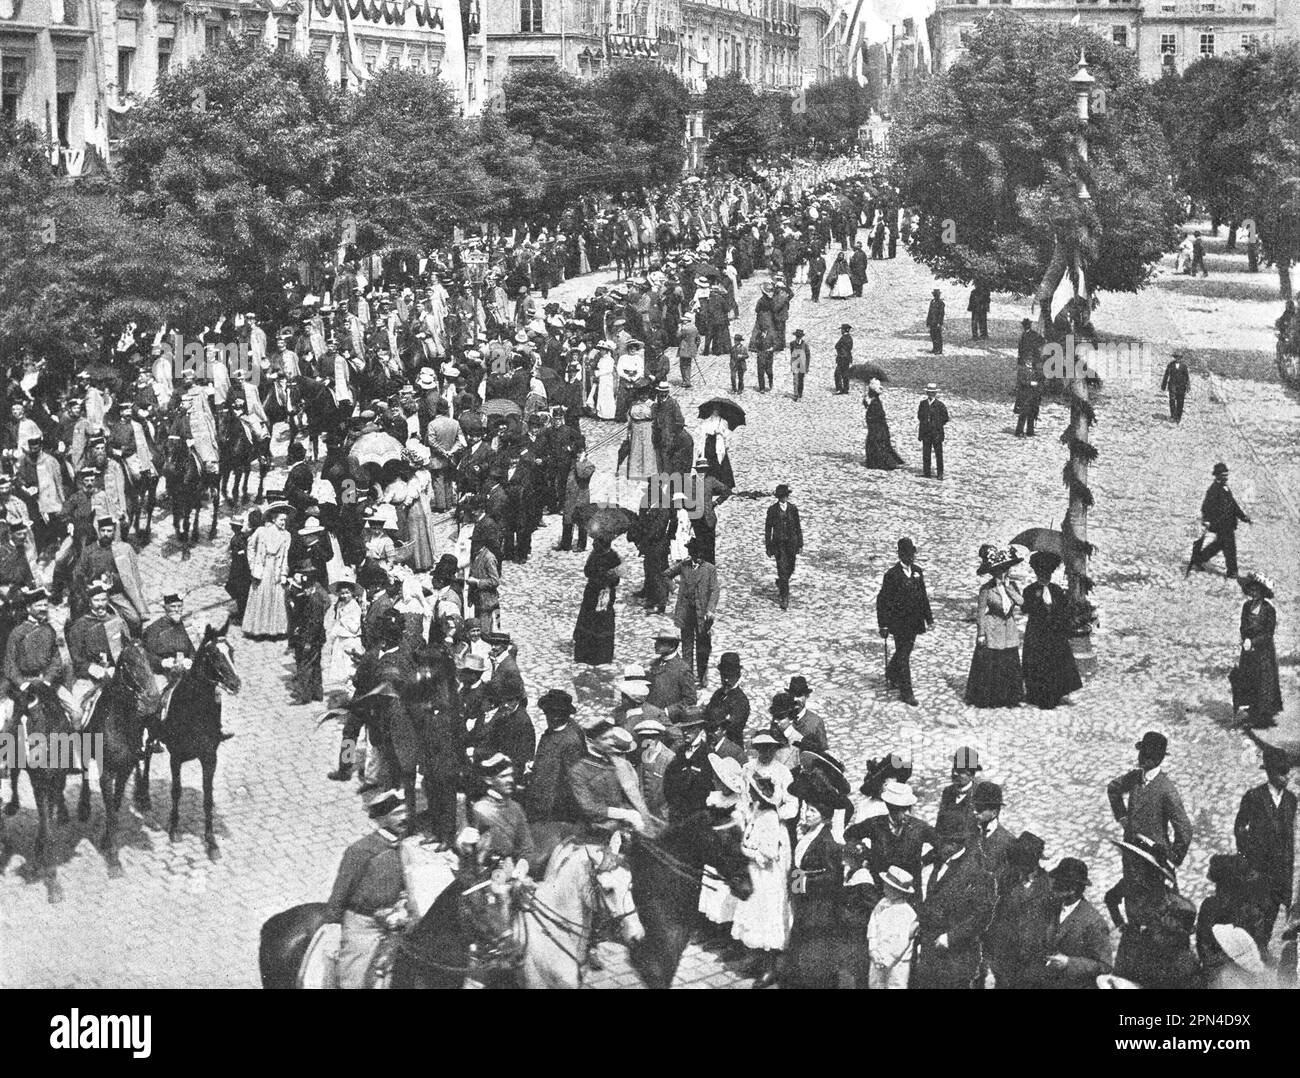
[2,0,1299,1037]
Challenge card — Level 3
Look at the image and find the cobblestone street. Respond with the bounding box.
[3,231,1297,988]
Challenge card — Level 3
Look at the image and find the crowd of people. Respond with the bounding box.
[1,149,1294,990]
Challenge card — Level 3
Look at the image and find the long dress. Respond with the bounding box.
[698,414,736,489]
[731,806,793,952]
[573,547,620,665]
[965,581,1025,707]
[404,469,438,573]
[828,255,853,299]
[589,354,617,420]
[623,399,659,485]
[243,522,291,638]
[1235,598,1282,720]
[1020,581,1083,709]
[863,394,903,469]
[323,596,363,697]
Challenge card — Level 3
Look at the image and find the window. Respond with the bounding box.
[205,24,222,51]
[117,47,134,101]
[468,62,477,101]
[1240,33,1264,52]
[1,56,26,126]
[520,0,542,33]
[55,56,79,147]
[1160,34,1176,54]
[1111,26,1127,47]
[158,23,175,73]
[1199,33,1215,56]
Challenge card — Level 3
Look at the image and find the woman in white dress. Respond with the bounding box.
[243,506,292,639]
[730,774,793,983]
[588,347,618,420]
[621,383,660,485]
[323,576,363,701]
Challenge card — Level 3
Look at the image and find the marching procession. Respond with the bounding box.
[2,149,1297,993]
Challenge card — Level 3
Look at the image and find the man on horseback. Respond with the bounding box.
[142,592,196,712]
[568,720,658,839]
[1,586,72,734]
[71,517,148,636]
[65,582,126,728]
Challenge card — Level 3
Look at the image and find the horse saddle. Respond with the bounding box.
[156,681,180,731]
[77,685,105,732]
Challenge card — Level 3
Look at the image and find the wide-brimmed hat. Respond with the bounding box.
[880,780,917,808]
[748,774,779,808]
[1238,572,1274,599]
[750,728,787,750]
[416,367,437,389]
[1211,924,1267,975]
[709,753,745,795]
[537,688,576,716]
[977,546,1022,576]
[615,663,650,699]
[879,867,915,896]
[788,770,851,813]
[1050,857,1090,890]
[1109,836,1176,884]
[297,515,324,536]
[769,691,797,718]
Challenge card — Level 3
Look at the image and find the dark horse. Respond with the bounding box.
[395,644,461,826]
[292,376,343,461]
[217,406,271,506]
[162,430,220,549]
[136,621,241,858]
[7,682,88,903]
[126,422,166,542]
[256,811,752,989]
[81,639,162,876]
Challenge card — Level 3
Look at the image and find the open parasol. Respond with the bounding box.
[1010,527,1064,557]
[1108,839,1176,884]
[481,398,522,418]
[697,398,746,430]
[577,505,637,541]
[348,431,404,469]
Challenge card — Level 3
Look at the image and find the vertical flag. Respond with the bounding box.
[341,1,373,88]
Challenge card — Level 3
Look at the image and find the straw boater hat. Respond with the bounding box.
[416,367,437,389]
[879,866,915,896]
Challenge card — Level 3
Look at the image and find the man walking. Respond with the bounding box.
[1186,462,1250,578]
[834,324,853,395]
[917,383,949,480]
[663,537,719,689]
[849,243,869,297]
[1191,231,1208,278]
[764,483,803,610]
[1160,350,1191,423]
[789,330,811,401]
[807,248,826,303]
[875,537,933,707]
[926,289,945,354]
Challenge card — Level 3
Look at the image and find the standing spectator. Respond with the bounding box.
[646,630,697,711]
[663,536,719,689]
[523,689,585,824]
[935,747,983,840]
[783,778,850,989]
[1020,552,1083,710]
[707,651,751,746]
[1042,858,1113,988]
[806,248,825,302]
[223,514,255,625]
[986,831,1053,988]
[1231,572,1282,726]
[916,383,949,480]
[965,545,1025,708]
[926,289,945,354]
[833,324,853,395]
[913,814,998,989]
[730,774,792,987]
[243,505,292,640]
[967,283,990,339]
[1014,356,1041,437]
[1160,350,1191,423]
[1191,231,1208,277]
[875,537,933,707]
[764,483,803,611]
[572,535,621,666]
[633,715,674,822]
[788,329,811,401]
[1186,462,1250,578]
[753,324,775,394]
[866,867,919,989]
[677,319,700,390]
[1234,747,1295,955]
[1106,731,1194,917]
[848,243,869,297]
[729,334,748,394]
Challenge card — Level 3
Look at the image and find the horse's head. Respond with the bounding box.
[704,817,754,901]
[403,644,459,717]
[589,832,643,945]
[116,640,162,716]
[196,620,242,695]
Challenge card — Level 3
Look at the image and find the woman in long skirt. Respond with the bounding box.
[243,506,292,639]
[1021,551,1082,709]
[1234,572,1282,725]
[863,379,903,470]
[323,576,363,702]
[588,349,618,420]
[965,545,1025,707]
[573,536,620,666]
[827,250,854,299]
[731,776,792,985]
[622,385,660,486]
[698,411,736,490]
[401,449,438,573]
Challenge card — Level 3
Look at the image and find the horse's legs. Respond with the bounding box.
[4,768,18,815]
[402,774,419,827]
[100,767,124,877]
[36,777,63,903]
[201,751,219,860]
[134,744,153,812]
[254,458,268,502]
[77,767,91,822]
[167,755,183,841]
[209,480,220,539]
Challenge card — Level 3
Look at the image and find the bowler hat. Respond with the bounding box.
[537,688,576,716]
[839,323,851,332]
[717,652,742,674]
[1050,857,1090,890]
[774,483,792,498]
[1135,731,1168,759]
[1009,830,1047,866]
[787,675,811,697]
[972,782,1004,810]
[897,537,916,555]
[1212,462,1229,476]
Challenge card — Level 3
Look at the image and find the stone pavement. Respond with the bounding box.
[2,229,1297,988]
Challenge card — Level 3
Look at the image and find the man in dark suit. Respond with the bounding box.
[646,630,697,710]
[663,538,719,688]
[914,815,998,989]
[833,324,853,394]
[935,745,982,838]
[875,536,933,706]
[844,778,935,893]
[973,781,1014,880]
[706,651,751,746]
[785,676,827,757]
[485,632,526,704]
[807,248,826,302]
[1107,731,1194,920]
[986,831,1053,988]
[849,243,869,297]
[764,483,803,610]
[661,712,716,818]
[916,383,949,480]
[1017,317,1044,369]
[1042,858,1113,988]
[1160,350,1191,423]
[926,289,945,354]
[1234,746,1296,951]
[522,689,586,824]
[1187,461,1250,578]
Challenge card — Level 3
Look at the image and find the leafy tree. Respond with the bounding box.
[1,120,218,373]
[696,72,782,175]
[1154,45,1300,297]
[114,37,345,314]
[891,15,1181,311]
[787,76,876,150]
[596,60,690,188]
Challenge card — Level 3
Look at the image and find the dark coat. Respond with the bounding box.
[914,847,998,989]
[917,398,949,443]
[987,870,1053,988]
[1161,360,1190,394]
[1234,781,1297,904]
[1042,898,1113,989]
[843,812,934,889]
[876,563,933,637]
[1201,481,1249,534]
[475,703,536,786]
[646,653,697,710]
[926,298,945,328]
[978,822,1016,881]
[523,720,587,824]
[706,683,751,745]
[785,825,845,988]
[661,740,714,819]
[935,783,978,842]
[1106,769,1194,868]
[764,501,803,556]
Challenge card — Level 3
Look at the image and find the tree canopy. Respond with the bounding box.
[891,15,1181,307]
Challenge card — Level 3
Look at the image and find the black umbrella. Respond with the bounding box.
[1010,527,1064,557]
[481,398,521,417]
[576,505,637,540]
[697,398,746,430]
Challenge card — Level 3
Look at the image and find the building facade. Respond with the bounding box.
[482,0,605,93]
[797,0,848,86]
[930,0,1281,78]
